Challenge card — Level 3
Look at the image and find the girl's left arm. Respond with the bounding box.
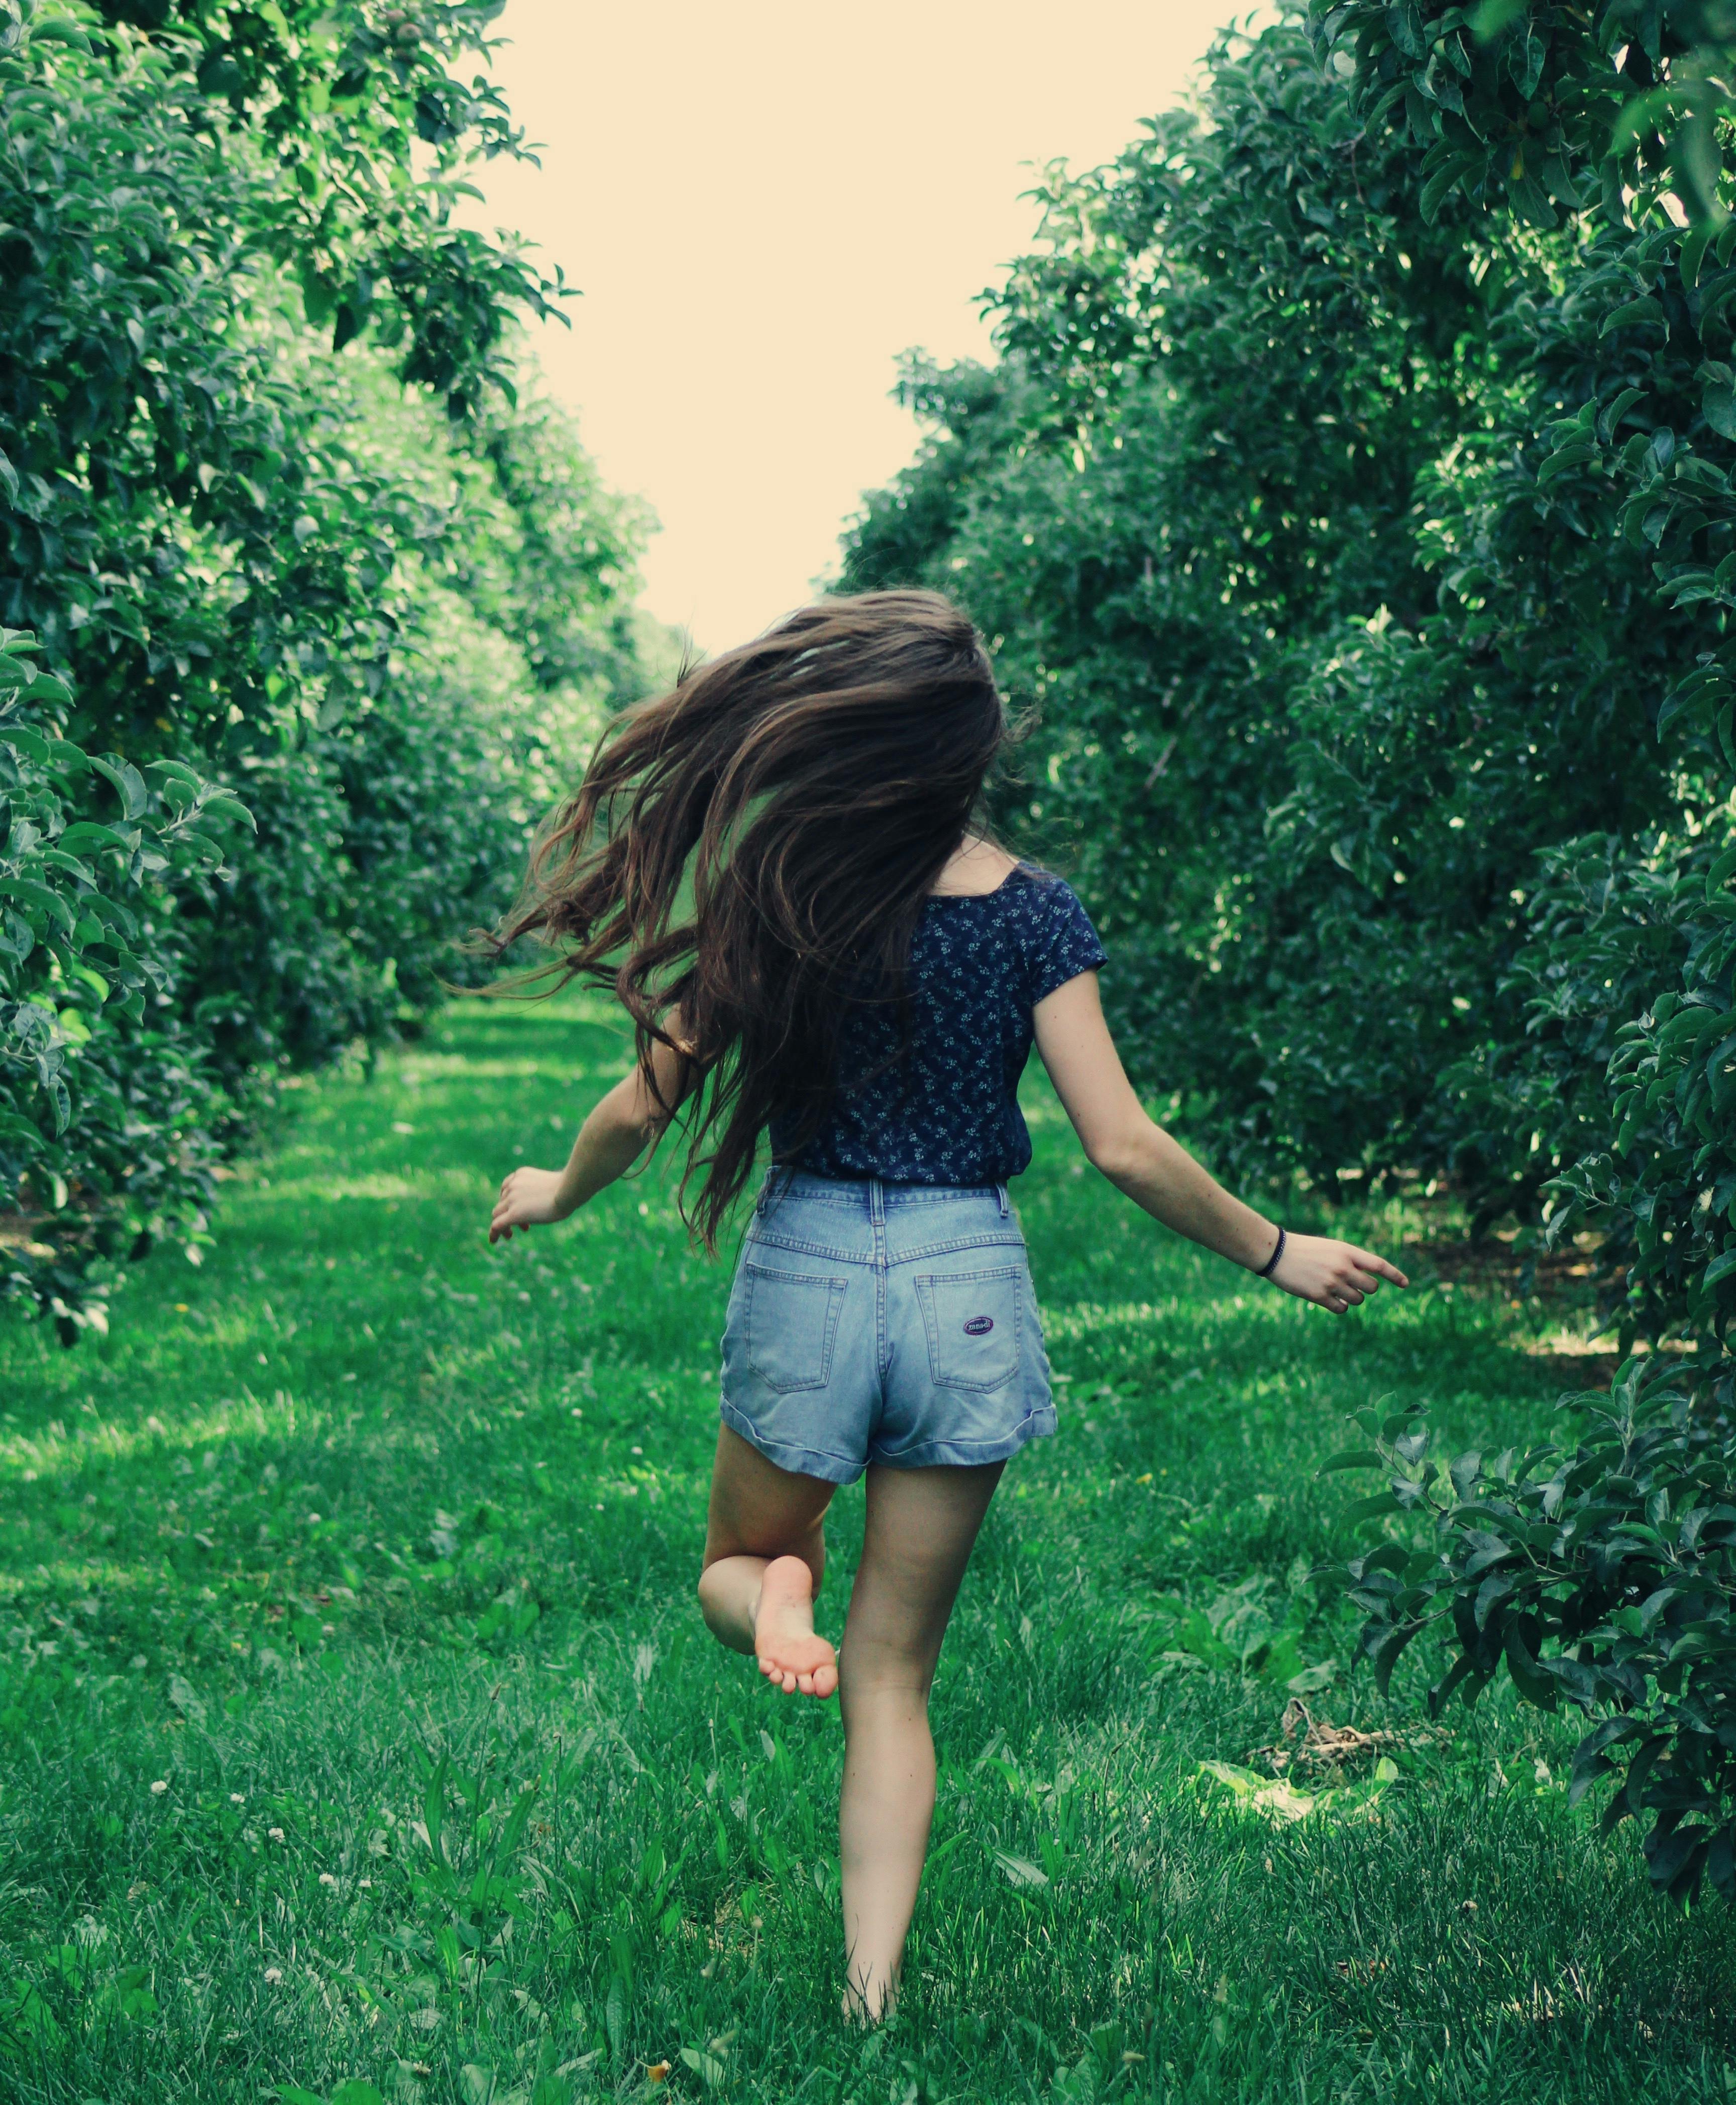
[1032,971,1408,1315]
[488,1022,688,1244]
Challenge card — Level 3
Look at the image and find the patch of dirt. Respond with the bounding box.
[1403,1228,1629,1387]
[1516,1342,1623,1388]
[1413,1229,1610,1300]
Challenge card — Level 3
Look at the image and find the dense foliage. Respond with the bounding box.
[1305,4,1736,1333]
[840,2,1736,1882]
[841,23,1665,1210]
[1304,0,1736,1915]
[1331,1360,1736,1907]
[1,630,250,1337]
[0,0,661,1326]
[840,5,1736,1317]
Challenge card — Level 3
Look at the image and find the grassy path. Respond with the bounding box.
[2,1002,1732,2103]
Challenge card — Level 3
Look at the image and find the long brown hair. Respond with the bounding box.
[489,590,1011,1248]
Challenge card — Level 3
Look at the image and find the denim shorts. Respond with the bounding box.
[718,1172,1056,1483]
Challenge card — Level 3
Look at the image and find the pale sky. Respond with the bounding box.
[473,2,1248,651]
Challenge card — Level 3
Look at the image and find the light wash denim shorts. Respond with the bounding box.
[718,1172,1056,1484]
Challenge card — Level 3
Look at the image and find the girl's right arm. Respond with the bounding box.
[1032,971,1407,1314]
[488,1024,688,1244]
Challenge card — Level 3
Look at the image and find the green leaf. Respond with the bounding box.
[1537,441,1598,485]
[1285,1658,1337,1695]
[1600,296,1665,335]
[1317,1448,1385,1475]
[56,821,133,856]
[1706,840,1736,898]
[1598,386,1646,443]
[87,755,149,820]
[1420,151,1481,222]
[39,847,94,883]
[1702,363,1736,440]
[0,878,75,935]
[1372,1620,1423,1695]
[30,17,92,50]
[0,723,55,763]
[146,758,206,789]
[196,792,257,832]
[1448,1450,1481,1501]
[1700,1246,1736,1290]
[1503,1623,1558,1709]
[1338,1491,1399,1529]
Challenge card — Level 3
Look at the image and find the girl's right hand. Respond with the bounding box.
[1269,1233,1407,1314]
[489,1167,574,1243]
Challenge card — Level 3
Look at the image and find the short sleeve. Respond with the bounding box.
[1027,879,1107,1003]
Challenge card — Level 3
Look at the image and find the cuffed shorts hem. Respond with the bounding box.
[719,1399,1058,1484]
[718,1400,869,1485]
[870,1406,1057,1471]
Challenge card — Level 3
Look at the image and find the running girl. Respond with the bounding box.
[485,591,1406,2020]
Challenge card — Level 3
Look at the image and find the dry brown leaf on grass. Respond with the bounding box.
[1250,1700,1442,1776]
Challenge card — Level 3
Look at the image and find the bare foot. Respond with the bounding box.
[841,1977,896,2027]
[754,1555,838,1699]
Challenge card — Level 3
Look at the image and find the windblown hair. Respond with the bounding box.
[490,590,1012,1249]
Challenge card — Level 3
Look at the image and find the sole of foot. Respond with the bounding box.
[754,1555,838,1699]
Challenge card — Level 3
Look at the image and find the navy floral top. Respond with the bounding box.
[772,866,1107,1186]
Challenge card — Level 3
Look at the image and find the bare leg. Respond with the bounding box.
[698,1424,840,1698]
[838,1460,1004,2022]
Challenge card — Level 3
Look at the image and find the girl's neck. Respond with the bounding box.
[929,835,1019,897]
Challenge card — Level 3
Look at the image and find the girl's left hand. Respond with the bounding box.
[1270,1233,1407,1314]
[489,1167,572,1243]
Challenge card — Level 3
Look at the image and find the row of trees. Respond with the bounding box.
[841,3,1736,1899]
[1,0,665,1335]
[844,2,1736,1356]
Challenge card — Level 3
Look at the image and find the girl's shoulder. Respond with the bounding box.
[1005,860,1086,911]
[1006,866,1108,985]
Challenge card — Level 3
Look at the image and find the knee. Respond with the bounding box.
[695,1553,733,1610]
[695,1555,761,1652]
[839,1636,936,1707]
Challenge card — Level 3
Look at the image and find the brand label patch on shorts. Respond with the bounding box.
[962,1315,995,1336]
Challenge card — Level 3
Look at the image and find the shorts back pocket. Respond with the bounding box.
[916,1267,1022,1393]
[743,1263,848,1393]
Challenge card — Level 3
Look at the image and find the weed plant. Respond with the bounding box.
[2,1002,1732,2103]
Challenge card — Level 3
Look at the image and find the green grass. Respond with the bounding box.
[3,999,1733,2105]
